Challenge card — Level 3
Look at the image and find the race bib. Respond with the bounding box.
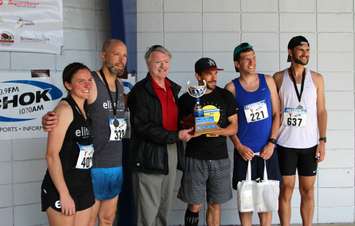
[283,106,307,127]
[244,100,269,123]
[109,117,127,141]
[75,144,94,169]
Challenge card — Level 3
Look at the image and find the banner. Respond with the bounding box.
[0,0,63,54]
[0,71,64,139]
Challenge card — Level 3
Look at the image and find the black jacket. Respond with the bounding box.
[127,74,182,175]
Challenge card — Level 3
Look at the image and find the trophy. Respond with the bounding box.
[187,80,219,135]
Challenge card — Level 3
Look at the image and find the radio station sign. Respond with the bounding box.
[0,72,64,139]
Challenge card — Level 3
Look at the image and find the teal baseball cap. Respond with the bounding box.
[233,42,254,61]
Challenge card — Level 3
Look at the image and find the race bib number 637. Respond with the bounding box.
[283,107,307,127]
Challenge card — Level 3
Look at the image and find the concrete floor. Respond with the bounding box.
[171,224,355,226]
[291,225,355,226]
[296,225,355,226]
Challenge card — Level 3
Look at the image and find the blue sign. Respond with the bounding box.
[0,80,63,122]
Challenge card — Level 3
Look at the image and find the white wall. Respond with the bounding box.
[136,0,355,225]
[0,1,111,225]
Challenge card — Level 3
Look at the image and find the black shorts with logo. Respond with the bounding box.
[277,145,318,176]
[41,173,94,212]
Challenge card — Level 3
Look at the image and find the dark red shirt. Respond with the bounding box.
[150,77,178,132]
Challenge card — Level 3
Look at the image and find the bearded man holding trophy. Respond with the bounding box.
[177,57,237,226]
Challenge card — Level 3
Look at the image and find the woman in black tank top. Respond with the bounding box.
[41,62,95,226]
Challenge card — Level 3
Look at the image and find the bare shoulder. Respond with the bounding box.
[264,74,278,95]
[224,81,236,96]
[310,70,325,87]
[54,101,73,121]
[264,74,274,82]
[272,69,286,89]
[46,100,74,135]
[272,70,285,80]
[310,70,324,79]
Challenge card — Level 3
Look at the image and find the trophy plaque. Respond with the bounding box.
[187,80,219,135]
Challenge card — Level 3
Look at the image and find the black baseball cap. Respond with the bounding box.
[287,35,309,62]
[195,57,223,74]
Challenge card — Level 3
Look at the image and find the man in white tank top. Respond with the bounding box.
[273,36,327,226]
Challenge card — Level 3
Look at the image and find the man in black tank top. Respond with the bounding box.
[42,40,128,226]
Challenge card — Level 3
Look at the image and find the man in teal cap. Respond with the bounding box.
[225,42,281,226]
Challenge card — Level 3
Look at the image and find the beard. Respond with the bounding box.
[107,63,124,76]
[294,57,308,66]
[206,81,216,91]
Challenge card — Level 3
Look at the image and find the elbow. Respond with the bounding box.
[318,109,327,118]
[45,152,58,166]
[231,127,237,135]
[226,126,237,136]
[272,114,281,126]
[272,112,280,121]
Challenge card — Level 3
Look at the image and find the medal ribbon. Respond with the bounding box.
[68,95,87,120]
[99,69,119,116]
[289,68,306,103]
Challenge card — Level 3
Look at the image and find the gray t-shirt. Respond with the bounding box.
[87,71,124,168]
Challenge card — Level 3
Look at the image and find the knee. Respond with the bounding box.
[188,204,202,213]
[280,188,294,202]
[207,202,221,211]
[281,182,295,195]
[299,186,314,200]
[282,180,295,190]
[98,211,116,225]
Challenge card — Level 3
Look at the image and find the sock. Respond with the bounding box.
[184,208,199,226]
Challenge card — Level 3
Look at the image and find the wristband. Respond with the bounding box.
[268,138,277,145]
[319,137,327,143]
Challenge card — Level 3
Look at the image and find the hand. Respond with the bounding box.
[260,143,274,160]
[42,111,58,132]
[315,142,325,162]
[59,193,75,216]
[236,143,254,161]
[178,128,194,142]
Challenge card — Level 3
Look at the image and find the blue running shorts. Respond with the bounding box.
[91,167,123,200]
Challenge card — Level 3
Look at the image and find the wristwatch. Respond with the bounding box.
[268,138,277,145]
[319,137,327,143]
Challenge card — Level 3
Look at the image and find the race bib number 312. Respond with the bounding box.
[244,100,269,123]
[109,117,127,141]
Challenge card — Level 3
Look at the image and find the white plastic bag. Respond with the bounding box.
[237,160,256,212]
[254,160,279,212]
[237,159,279,213]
